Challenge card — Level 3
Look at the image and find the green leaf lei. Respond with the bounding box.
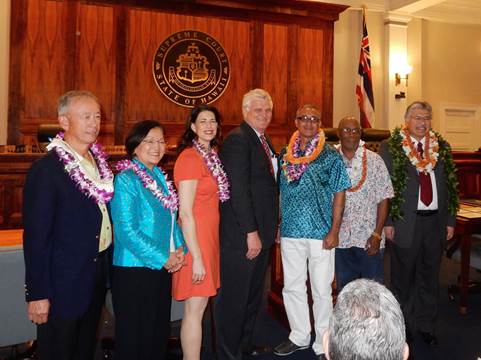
[388,127,460,220]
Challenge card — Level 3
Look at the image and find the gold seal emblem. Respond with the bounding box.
[153,30,230,108]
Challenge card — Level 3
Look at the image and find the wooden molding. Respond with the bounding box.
[88,0,349,24]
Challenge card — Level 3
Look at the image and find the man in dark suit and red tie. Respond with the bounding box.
[379,101,459,346]
[215,88,279,360]
[23,90,114,359]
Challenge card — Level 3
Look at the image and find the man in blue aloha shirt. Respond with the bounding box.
[273,104,350,360]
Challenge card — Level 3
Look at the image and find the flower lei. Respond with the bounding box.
[281,130,325,182]
[388,127,459,220]
[192,139,230,202]
[47,133,114,204]
[400,124,439,174]
[335,140,368,192]
[116,160,179,212]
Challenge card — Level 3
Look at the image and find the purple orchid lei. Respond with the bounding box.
[281,131,322,183]
[192,139,230,202]
[47,132,114,204]
[116,159,179,212]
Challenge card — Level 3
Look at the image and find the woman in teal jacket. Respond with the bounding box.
[110,120,185,360]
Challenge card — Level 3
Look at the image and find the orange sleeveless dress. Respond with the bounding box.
[172,148,220,300]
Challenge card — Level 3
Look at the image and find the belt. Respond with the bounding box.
[416,210,438,216]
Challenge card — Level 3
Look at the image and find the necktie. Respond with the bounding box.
[417,142,433,206]
[260,135,275,177]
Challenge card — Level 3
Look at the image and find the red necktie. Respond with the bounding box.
[260,135,275,177]
[417,142,433,206]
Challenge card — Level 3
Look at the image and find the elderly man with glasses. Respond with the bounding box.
[273,104,350,360]
[334,116,394,292]
[379,101,458,347]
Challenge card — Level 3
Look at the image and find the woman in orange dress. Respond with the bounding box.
[173,105,229,360]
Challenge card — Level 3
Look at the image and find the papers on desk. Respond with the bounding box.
[458,202,481,219]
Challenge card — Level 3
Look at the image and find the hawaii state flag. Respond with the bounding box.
[356,8,375,128]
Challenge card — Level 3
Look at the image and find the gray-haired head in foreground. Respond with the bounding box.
[58,90,99,116]
[328,279,406,360]
[404,101,432,120]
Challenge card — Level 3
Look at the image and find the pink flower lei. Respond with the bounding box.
[116,159,179,212]
[192,139,230,202]
[281,131,322,183]
[47,132,114,204]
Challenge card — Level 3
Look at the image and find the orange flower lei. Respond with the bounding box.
[285,130,325,164]
[400,124,439,173]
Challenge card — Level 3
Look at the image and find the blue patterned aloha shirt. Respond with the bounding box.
[280,144,351,240]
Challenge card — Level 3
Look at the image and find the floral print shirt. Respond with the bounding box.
[337,145,394,249]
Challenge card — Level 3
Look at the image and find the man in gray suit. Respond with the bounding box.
[379,101,458,346]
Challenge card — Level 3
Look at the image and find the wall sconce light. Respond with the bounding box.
[394,64,413,87]
[395,73,408,86]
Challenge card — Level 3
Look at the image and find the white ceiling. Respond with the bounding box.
[312,0,481,25]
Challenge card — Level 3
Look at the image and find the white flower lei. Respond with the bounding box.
[335,140,365,182]
[47,134,114,204]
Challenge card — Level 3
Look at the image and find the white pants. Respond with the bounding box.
[281,237,335,355]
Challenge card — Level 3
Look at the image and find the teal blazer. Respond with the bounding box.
[111,159,185,269]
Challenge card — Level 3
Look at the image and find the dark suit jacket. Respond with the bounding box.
[23,151,104,319]
[219,122,279,251]
[379,140,456,248]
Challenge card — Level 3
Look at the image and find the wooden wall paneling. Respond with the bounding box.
[263,23,290,148]
[7,0,28,144]
[124,10,190,126]
[208,18,251,125]
[295,27,326,126]
[76,3,116,144]
[113,5,127,144]
[124,9,252,143]
[21,0,72,139]
[321,22,334,127]
[250,21,264,89]
[7,179,24,228]
[188,15,252,125]
[286,24,299,130]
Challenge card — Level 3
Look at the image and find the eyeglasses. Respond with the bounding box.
[411,115,432,122]
[142,139,166,146]
[296,115,320,123]
[341,127,361,134]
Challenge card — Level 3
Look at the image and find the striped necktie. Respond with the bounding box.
[260,135,275,177]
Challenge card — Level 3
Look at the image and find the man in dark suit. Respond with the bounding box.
[215,88,279,360]
[23,90,114,359]
[379,101,457,346]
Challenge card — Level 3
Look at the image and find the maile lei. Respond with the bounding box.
[388,125,459,220]
[335,140,368,192]
[281,130,325,182]
[116,160,179,212]
[47,133,114,204]
[192,139,230,202]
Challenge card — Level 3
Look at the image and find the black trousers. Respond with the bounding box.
[390,214,443,334]
[37,251,108,360]
[215,247,270,360]
[111,265,172,360]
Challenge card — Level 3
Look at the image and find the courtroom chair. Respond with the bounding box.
[0,246,36,356]
[322,127,391,153]
[361,128,391,153]
[37,124,62,152]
